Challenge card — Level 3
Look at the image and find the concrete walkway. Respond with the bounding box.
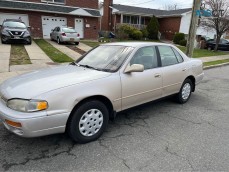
[0,41,11,73]
[199,55,229,63]
[46,40,81,60]
[78,42,92,52]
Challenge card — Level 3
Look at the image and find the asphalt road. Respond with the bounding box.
[1,66,229,171]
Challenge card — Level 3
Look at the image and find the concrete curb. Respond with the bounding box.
[204,62,229,70]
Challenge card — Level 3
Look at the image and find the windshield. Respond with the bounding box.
[77,45,134,72]
[3,21,26,28]
[62,28,76,33]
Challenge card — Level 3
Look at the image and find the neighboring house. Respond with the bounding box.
[100,0,218,40]
[100,0,191,40]
[0,0,101,39]
[179,11,216,39]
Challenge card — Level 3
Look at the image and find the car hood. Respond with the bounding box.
[0,65,111,99]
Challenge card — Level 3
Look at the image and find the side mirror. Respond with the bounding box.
[124,64,144,73]
[27,26,31,28]
[51,29,54,31]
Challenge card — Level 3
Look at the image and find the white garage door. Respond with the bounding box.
[42,16,67,39]
[0,13,29,26]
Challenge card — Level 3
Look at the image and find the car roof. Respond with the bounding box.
[102,42,173,48]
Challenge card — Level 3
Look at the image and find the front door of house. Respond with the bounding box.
[75,18,84,38]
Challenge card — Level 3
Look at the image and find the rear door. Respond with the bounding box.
[157,45,187,97]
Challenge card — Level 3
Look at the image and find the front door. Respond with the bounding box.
[120,46,163,110]
[75,18,84,38]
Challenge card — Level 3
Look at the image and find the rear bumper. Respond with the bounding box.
[61,37,80,42]
[0,100,69,137]
[196,72,204,85]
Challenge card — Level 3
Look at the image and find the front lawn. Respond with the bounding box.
[10,45,31,65]
[177,46,228,58]
[34,39,74,63]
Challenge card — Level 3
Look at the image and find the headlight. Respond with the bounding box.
[2,30,9,35]
[24,31,30,36]
[7,99,48,112]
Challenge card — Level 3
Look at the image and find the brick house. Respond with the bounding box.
[0,0,101,39]
[101,0,191,40]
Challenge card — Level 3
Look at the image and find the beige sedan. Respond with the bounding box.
[0,42,204,143]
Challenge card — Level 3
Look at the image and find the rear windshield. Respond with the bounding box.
[3,21,26,28]
[62,28,76,33]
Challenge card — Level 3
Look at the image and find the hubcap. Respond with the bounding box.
[79,109,103,137]
[182,83,191,100]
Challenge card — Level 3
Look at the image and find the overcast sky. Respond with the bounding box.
[101,0,193,9]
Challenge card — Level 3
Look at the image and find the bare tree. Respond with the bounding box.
[201,0,229,51]
[164,4,179,10]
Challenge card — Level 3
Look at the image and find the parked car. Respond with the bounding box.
[206,38,229,50]
[0,19,31,44]
[0,42,204,143]
[50,27,80,45]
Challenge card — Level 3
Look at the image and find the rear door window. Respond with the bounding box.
[157,46,179,67]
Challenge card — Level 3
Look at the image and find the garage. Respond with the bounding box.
[42,16,67,39]
[0,13,29,26]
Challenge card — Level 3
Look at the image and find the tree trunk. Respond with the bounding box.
[214,35,221,51]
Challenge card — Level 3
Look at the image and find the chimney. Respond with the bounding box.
[102,0,113,31]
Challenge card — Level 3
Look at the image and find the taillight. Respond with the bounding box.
[77,33,80,37]
[61,33,66,36]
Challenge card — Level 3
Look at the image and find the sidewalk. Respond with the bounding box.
[199,55,229,63]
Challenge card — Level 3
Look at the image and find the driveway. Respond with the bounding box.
[0,66,229,171]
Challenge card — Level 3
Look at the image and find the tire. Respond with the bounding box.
[75,42,79,45]
[57,37,61,44]
[68,100,109,143]
[27,37,32,45]
[176,79,193,104]
[207,47,212,51]
[1,36,7,44]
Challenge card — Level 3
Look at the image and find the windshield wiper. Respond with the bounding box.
[70,62,111,72]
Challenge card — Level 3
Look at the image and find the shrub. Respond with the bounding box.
[179,39,187,46]
[147,16,160,40]
[173,33,185,44]
[132,30,143,40]
[141,28,149,38]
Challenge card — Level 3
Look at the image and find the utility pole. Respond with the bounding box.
[186,0,201,57]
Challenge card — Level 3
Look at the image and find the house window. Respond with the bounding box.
[42,0,65,4]
[123,15,131,24]
[141,17,145,25]
[123,15,139,24]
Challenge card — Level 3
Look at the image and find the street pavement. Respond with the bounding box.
[0,65,229,171]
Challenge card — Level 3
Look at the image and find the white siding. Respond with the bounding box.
[179,12,216,39]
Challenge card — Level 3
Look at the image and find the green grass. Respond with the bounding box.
[177,46,228,58]
[204,59,229,67]
[34,39,74,63]
[81,41,102,48]
[10,45,31,65]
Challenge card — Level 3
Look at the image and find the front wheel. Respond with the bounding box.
[176,79,193,104]
[75,42,79,45]
[68,100,109,143]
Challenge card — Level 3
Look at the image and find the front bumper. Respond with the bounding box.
[0,99,70,137]
[1,34,31,43]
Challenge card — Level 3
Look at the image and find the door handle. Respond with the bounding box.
[182,68,187,71]
[154,74,161,78]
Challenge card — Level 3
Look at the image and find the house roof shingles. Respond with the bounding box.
[112,4,191,17]
[0,0,101,17]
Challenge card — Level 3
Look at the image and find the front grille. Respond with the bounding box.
[10,31,23,36]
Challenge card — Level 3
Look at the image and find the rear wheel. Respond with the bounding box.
[68,100,109,143]
[176,79,193,104]
[57,37,62,44]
